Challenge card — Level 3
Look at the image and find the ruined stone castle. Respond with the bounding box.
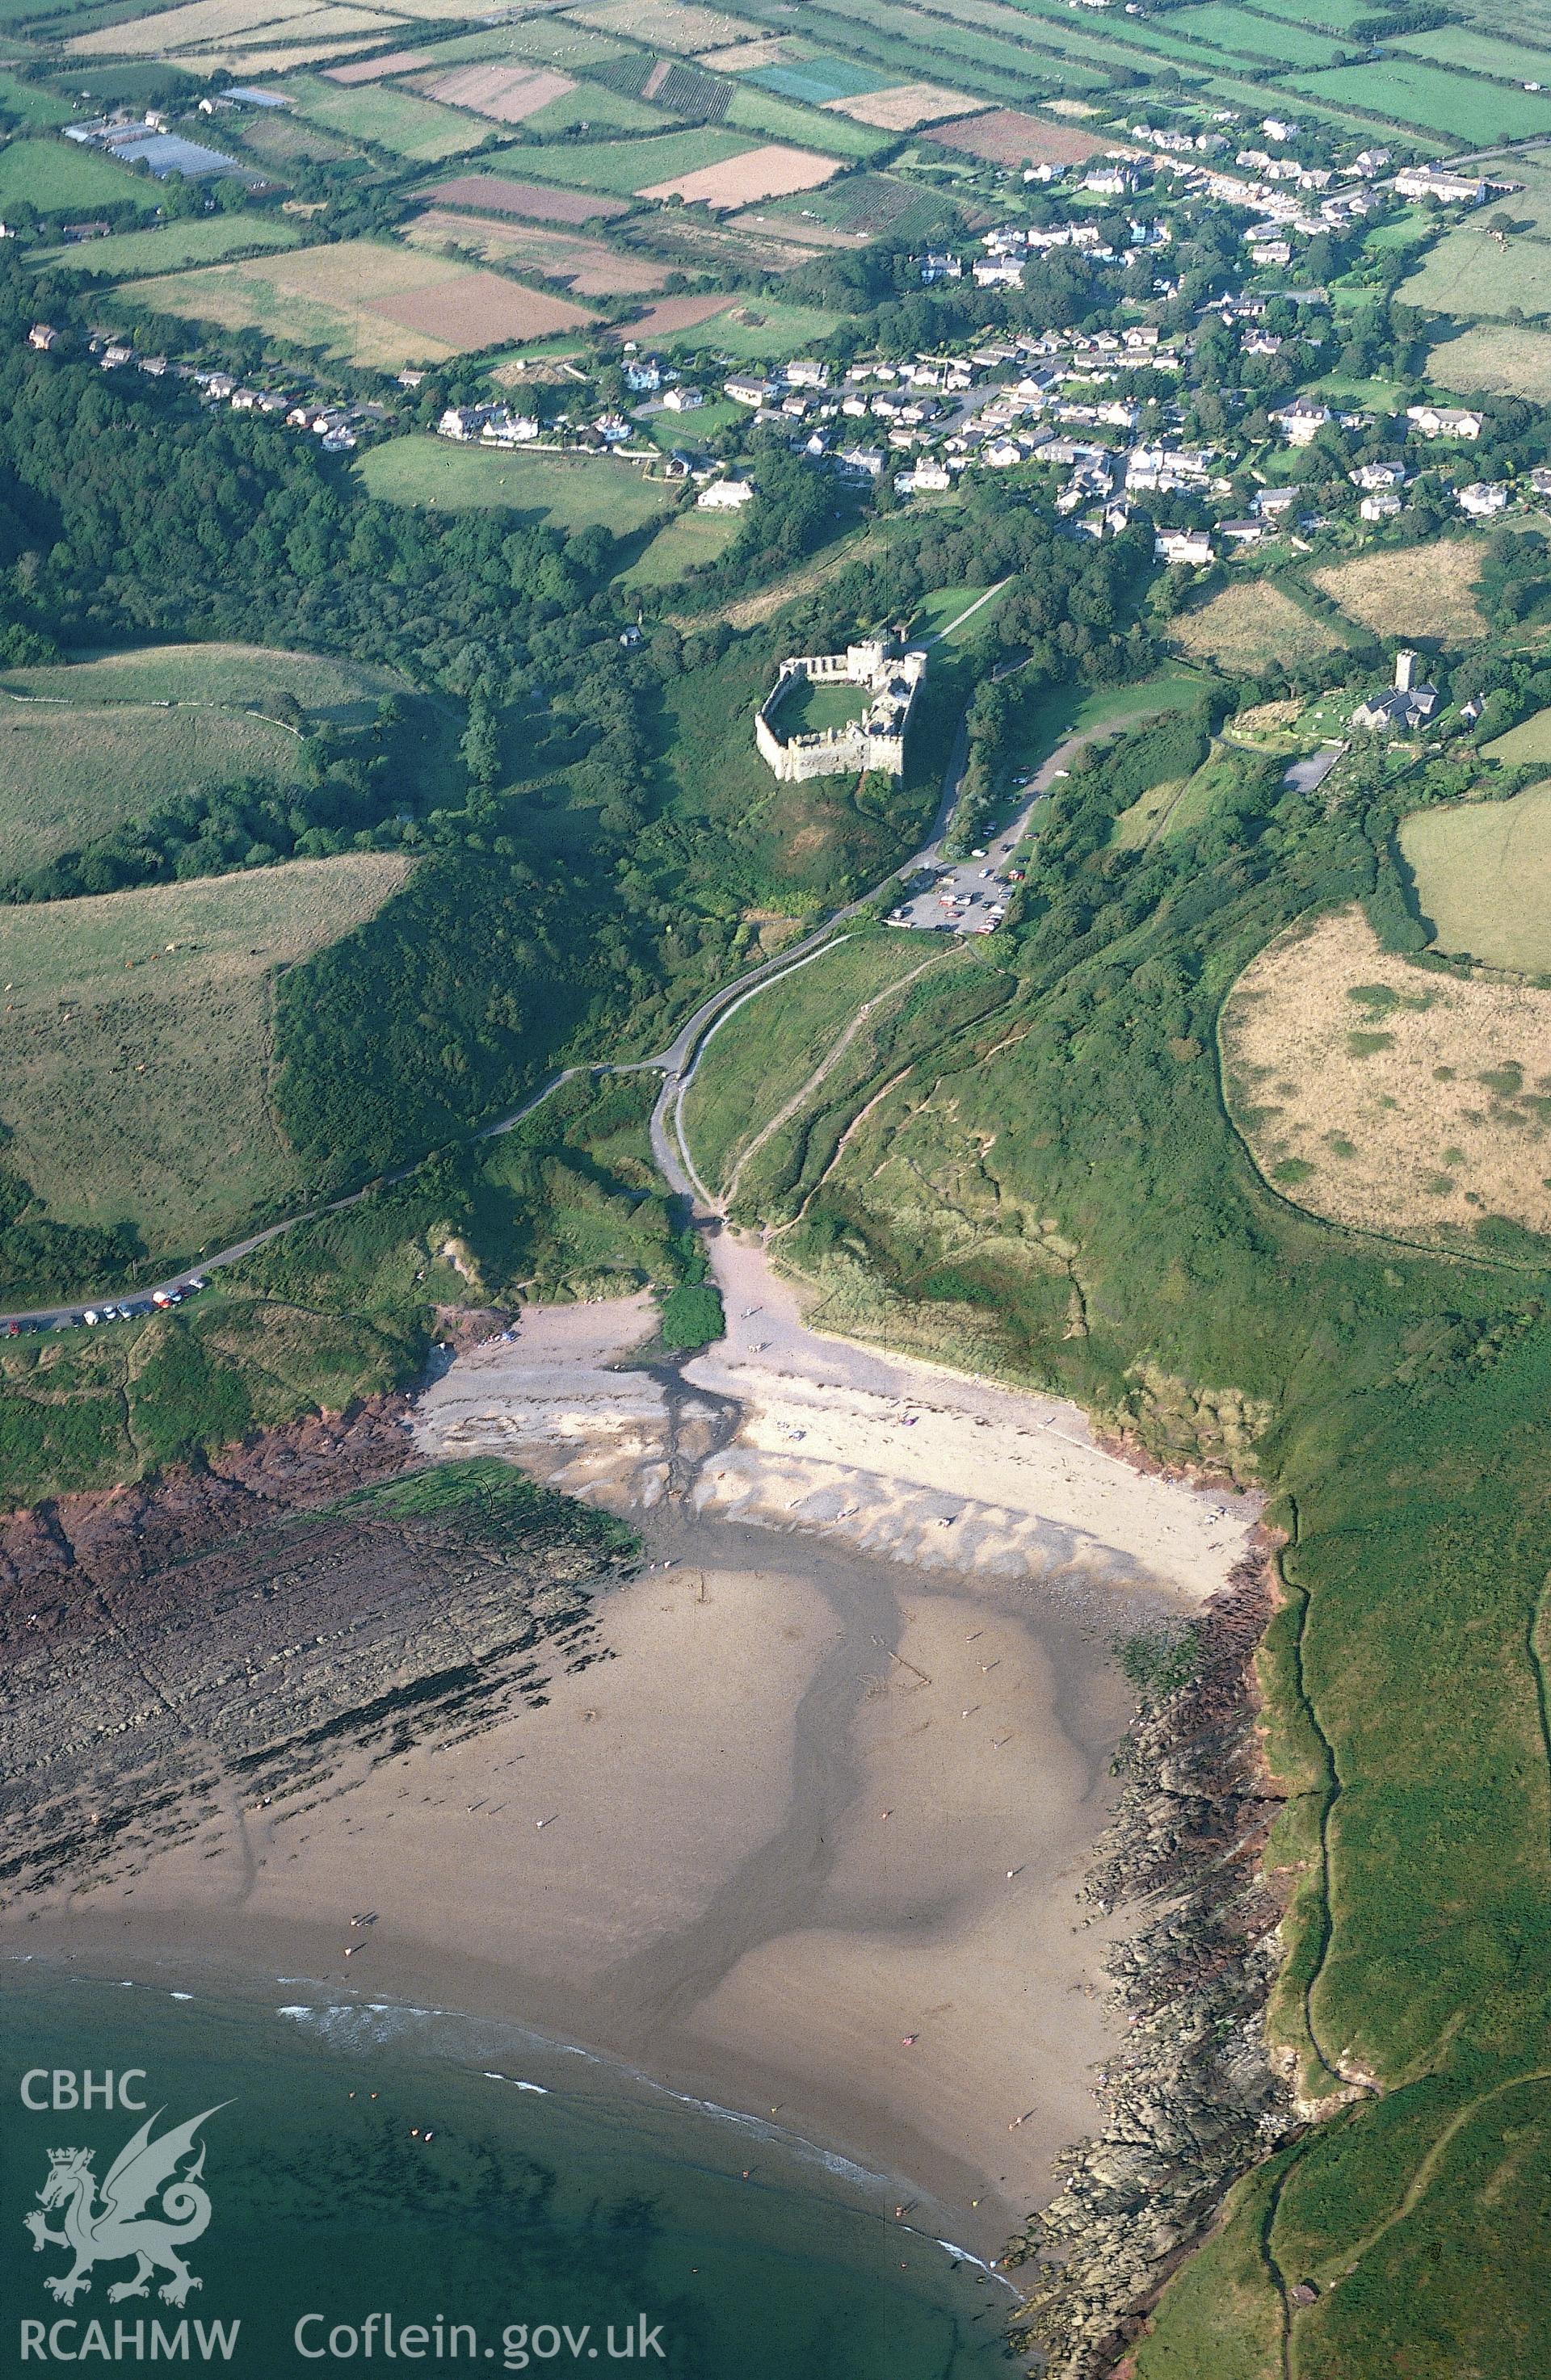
[754,640,926,783]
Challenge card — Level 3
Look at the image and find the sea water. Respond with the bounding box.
[0,1966,1022,2380]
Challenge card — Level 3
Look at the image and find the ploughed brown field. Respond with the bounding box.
[325,45,424,80]
[414,61,576,120]
[423,172,632,223]
[929,106,1115,165]
[369,268,595,342]
[637,140,839,207]
[610,289,741,337]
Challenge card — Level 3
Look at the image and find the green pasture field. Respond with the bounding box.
[406,21,627,69]
[1429,323,1551,401]
[1400,783,1551,972]
[1483,708,1551,763]
[282,74,490,160]
[910,584,992,640]
[1400,22,1551,79]
[1165,2,1345,67]
[0,853,411,1261]
[1294,57,1551,141]
[615,501,743,587]
[0,642,403,723]
[357,438,676,534]
[0,701,306,880]
[637,395,743,447]
[670,295,842,356]
[0,69,74,124]
[722,84,893,157]
[35,212,303,276]
[1014,671,1208,770]
[524,81,668,133]
[1399,223,1551,322]
[683,928,966,1196]
[485,124,749,192]
[1249,0,1376,23]
[0,134,154,213]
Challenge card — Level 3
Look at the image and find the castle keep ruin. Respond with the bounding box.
[755,640,927,784]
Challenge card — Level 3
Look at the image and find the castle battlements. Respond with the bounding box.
[755,640,927,783]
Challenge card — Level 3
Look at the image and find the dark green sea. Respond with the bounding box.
[0,1964,1021,2380]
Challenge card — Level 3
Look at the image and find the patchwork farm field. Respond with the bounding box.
[1400,22,1551,79]
[1402,782,1551,974]
[637,140,840,207]
[1168,2,1344,66]
[0,703,305,880]
[927,107,1109,165]
[280,72,491,157]
[827,82,981,130]
[402,206,669,292]
[68,0,411,61]
[720,85,893,157]
[477,123,747,193]
[741,171,960,246]
[410,60,578,121]
[35,212,302,275]
[422,172,631,222]
[1313,539,1488,642]
[357,438,675,533]
[568,0,767,50]
[0,854,412,1257]
[742,50,890,103]
[119,238,595,369]
[1222,904,1551,1249]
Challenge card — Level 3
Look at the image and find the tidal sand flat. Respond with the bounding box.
[416,1232,1259,1603]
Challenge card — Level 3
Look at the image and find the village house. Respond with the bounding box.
[1394,166,1486,204]
[1155,528,1214,565]
[1274,398,1332,446]
[1351,460,1406,490]
[1406,404,1483,440]
[27,322,61,350]
[1360,489,1403,521]
[1457,481,1510,518]
[662,384,704,412]
[696,476,755,510]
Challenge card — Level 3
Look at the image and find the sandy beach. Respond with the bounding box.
[416,1231,1259,1604]
[3,1235,1259,2259]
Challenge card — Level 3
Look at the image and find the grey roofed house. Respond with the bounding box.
[1351,650,1438,732]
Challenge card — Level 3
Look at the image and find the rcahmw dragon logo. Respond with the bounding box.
[24,2104,228,2308]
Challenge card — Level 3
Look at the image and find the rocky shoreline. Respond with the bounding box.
[0,1401,635,1905]
[1006,1546,1300,2377]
